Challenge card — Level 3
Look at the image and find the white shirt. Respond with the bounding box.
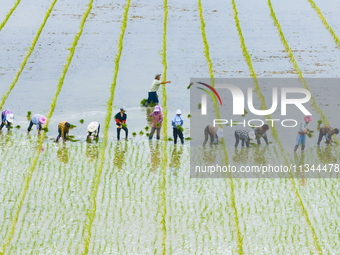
[149,79,161,92]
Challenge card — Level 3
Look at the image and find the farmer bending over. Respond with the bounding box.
[203,125,223,146]
[254,124,270,145]
[317,126,339,145]
[56,121,71,142]
[115,108,128,140]
[235,129,255,148]
[87,122,100,140]
[144,74,171,106]
[27,114,47,135]
[0,110,14,131]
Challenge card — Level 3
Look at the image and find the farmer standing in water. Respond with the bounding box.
[144,74,171,107]
[294,115,312,151]
[27,114,47,135]
[115,108,128,140]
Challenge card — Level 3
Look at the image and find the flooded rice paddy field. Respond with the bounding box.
[1,0,340,253]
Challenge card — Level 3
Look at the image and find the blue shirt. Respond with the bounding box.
[31,114,43,130]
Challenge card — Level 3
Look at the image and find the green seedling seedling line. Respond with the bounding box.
[232,0,322,253]
[0,0,21,32]
[198,0,242,253]
[79,1,130,254]
[159,0,168,254]
[267,0,339,149]
[160,0,168,253]
[306,0,340,48]
[0,0,58,111]
[0,1,93,253]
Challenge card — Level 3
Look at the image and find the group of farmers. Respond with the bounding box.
[202,115,339,150]
[0,73,185,144]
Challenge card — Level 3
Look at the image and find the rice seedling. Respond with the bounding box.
[198,103,201,109]
[167,137,173,141]
[177,125,184,132]
[132,132,137,136]
[307,130,314,138]
[155,123,160,128]
[69,124,77,129]
[139,130,144,135]
[0,0,58,111]
[140,98,147,105]
[145,126,149,131]
[27,111,32,117]
[42,127,49,132]
[184,137,192,141]
[146,133,150,137]
[79,119,84,124]
[15,125,20,129]
[121,123,127,129]
[0,0,21,32]
[187,114,191,118]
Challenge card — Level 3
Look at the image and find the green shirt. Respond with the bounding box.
[149,79,161,92]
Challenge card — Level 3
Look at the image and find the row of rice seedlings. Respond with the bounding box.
[198,0,243,251]
[0,0,21,32]
[159,0,169,253]
[79,0,131,253]
[267,0,339,148]
[306,0,340,48]
[0,0,58,111]
[232,0,323,253]
[0,0,94,252]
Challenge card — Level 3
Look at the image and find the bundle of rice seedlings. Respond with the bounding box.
[177,125,184,132]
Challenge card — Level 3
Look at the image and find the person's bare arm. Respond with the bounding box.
[160,81,171,84]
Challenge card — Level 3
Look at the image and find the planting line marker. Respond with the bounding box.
[0,1,93,253]
[198,0,243,253]
[232,0,322,253]
[306,0,340,48]
[0,0,58,111]
[79,0,131,254]
[0,0,21,32]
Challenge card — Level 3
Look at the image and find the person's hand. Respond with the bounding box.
[214,138,217,145]
[168,81,171,84]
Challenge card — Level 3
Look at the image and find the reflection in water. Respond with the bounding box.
[232,147,250,164]
[169,146,183,176]
[148,141,161,173]
[114,141,128,170]
[145,107,153,128]
[294,151,307,186]
[57,144,69,164]
[86,143,99,163]
[202,146,217,166]
[317,146,338,164]
[253,146,268,165]
[0,131,13,147]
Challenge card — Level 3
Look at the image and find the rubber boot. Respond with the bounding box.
[301,145,305,151]
[294,145,298,152]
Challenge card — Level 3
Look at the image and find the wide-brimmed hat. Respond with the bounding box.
[216,127,223,138]
[303,115,313,123]
[154,105,162,112]
[6,114,14,123]
[155,73,161,79]
[248,130,256,140]
[39,116,47,124]
[176,109,181,115]
[88,122,98,132]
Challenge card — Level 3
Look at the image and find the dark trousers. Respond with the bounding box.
[317,130,324,145]
[173,128,184,144]
[235,131,249,147]
[88,124,100,138]
[56,128,67,141]
[147,92,159,104]
[117,127,128,140]
[0,113,5,130]
[149,127,161,140]
[27,120,41,132]
[203,125,214,146]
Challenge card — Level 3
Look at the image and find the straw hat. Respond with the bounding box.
[88,122,98,132]
[6,114,14,123]
[248,130,256,140]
